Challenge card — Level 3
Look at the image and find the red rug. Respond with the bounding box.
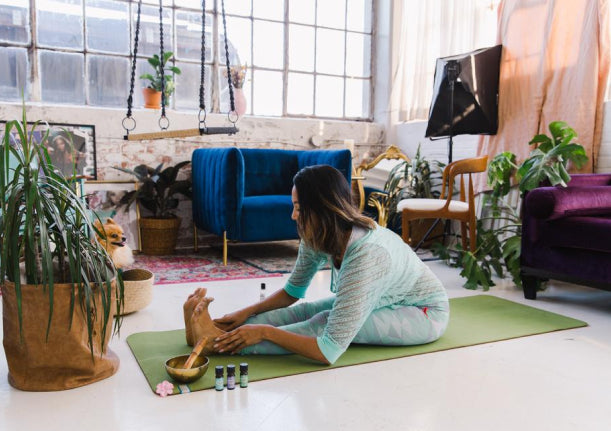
[127,244,297,285]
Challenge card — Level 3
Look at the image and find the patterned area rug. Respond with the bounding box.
[128,242,301,285]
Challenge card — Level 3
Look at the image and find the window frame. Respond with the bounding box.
[0,0,374,121]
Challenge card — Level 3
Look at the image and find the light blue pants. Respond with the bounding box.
[240,296,449,355]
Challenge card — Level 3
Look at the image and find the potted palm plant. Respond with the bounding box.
[115,162,192,255]
[1,105,123,391]
[140,51,181,109]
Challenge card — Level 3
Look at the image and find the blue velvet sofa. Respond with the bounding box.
[521,173,611,299]
[192,147,352,264]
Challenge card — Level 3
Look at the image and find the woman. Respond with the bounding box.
[186,165,449,365]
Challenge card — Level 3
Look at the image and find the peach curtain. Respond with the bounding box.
[476,0,610,191]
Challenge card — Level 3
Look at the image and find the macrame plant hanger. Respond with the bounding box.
[123,0,239,141]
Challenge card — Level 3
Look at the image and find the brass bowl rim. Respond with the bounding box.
[164,354,210,383]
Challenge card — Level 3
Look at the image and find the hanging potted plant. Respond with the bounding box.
[140,51,181,109]
[1,105,123,391]
[114,162,192,255]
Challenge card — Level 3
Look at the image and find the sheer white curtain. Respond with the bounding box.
[389,0,498,123]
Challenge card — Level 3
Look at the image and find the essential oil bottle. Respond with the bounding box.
[239,363,249,388]
[260,283,266,301]
[226,364,236,390]
[215,365,224,391]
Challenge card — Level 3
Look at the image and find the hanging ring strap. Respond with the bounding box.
[220,0,235,113]
[158,0,166,121]
[198,109,207,129]
[199,0,207,112]
[227,111,238,124]
[125,0,143,132]
[159,115,170,130]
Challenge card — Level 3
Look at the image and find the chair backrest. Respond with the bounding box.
[440,155,488,206]
[354,145,410,211]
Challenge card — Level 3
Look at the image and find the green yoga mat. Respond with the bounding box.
[126,295,587,395]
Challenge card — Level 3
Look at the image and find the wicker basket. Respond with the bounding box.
[120,268,154,315]
[139,217,181,255]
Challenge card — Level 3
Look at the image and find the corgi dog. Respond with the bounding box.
[94,218,135,269]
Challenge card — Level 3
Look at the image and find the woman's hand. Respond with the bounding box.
[213,308,253,331]
[213,324,271,354]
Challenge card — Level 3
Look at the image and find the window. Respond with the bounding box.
[0,0,373,120]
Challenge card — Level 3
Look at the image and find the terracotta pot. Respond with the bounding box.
[233,88,247,116]
[142,87,162,109]
[2,280,119,391]
[140,217,181,255]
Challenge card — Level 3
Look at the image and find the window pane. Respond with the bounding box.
[88,55,129,107]
[346,32,370,78]
[175,0,208,10]
[0,1,30,44]
[175,62,210,111]
[86,0,129,54]
[133,58,149,108]
[253,70,282,116]
[176,11,212,61]
[37,0,83,49]
[136,4,173,58]
[287,72,313,115]
[224,16,251,66]
[0,47,28,100]
[316,28,344,75]
[345,77,369,118]
[288,0,314,25]
[253,20,283,69]
[253,0,283,21]
[221,0,250,17]
[346,0,372,33]
[317,0,345,30]
[288,24,314,72]
[39,50,84,104]
[315,75,343,117]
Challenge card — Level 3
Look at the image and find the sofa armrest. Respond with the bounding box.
[192,147,244,237]
[524,186,611,220]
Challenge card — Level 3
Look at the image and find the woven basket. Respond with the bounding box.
[121,268,154,315]
[139,217,181,255]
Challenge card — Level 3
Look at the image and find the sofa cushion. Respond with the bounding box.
[240,195,298,241]
[537,216,611,253]
[241,149,298,197]
[526,186,611,220]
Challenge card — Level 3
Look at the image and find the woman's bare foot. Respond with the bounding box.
[183,288,208,346]
[190,297,225,355]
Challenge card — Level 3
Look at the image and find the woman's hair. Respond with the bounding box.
[293,164,374,256]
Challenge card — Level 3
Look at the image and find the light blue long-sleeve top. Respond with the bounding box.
[284,223,448,363]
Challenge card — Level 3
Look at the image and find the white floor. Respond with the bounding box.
[1,260,611,431]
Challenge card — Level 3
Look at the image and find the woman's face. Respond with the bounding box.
[291,186,300,222]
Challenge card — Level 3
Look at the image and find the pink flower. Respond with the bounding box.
[155,380,174,397]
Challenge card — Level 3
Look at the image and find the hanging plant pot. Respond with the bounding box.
[142,88,162,109]
[2,280,119,391]
[140,217,182,255]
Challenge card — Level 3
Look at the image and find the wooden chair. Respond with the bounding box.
[398,156,488,253]
[353,145,410,226]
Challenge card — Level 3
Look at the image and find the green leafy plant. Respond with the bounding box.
[139,51,182,98]
[0,103,122,349]
[380,145,443,229]
[434,121,588,290]
[114,162,192,219]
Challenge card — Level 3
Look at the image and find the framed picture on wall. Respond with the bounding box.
[83,181,140,251]
[0,121,97,179]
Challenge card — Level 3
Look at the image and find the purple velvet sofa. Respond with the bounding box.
[520,173,611,299]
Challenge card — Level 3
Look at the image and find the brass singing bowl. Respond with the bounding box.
[165,355,210,383]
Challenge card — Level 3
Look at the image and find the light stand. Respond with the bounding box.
[445,60,461,164]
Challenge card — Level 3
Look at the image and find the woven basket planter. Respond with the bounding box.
[140,216,181,255]
[121,268,155,315]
